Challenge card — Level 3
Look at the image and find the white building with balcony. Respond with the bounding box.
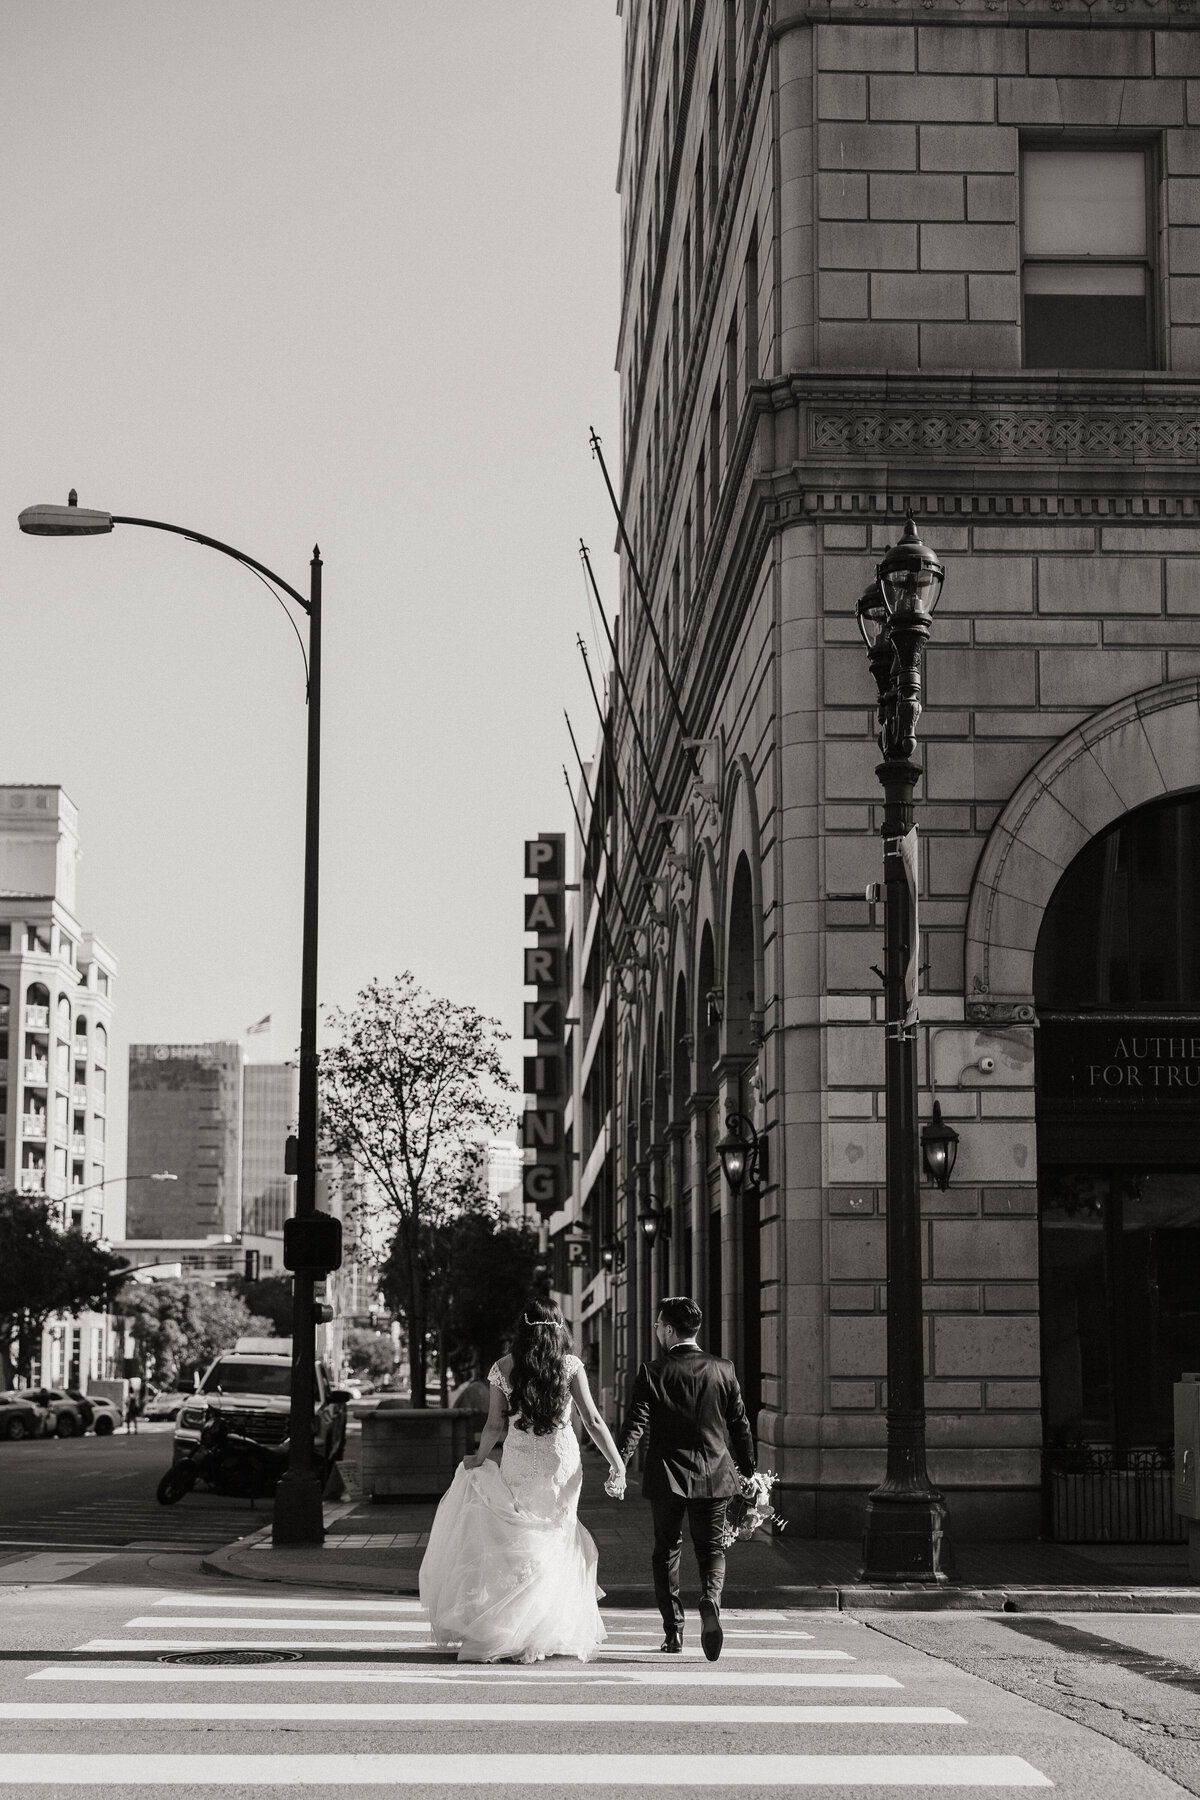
[0,786,117,1388]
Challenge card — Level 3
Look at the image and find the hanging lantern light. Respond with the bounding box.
[920,1100,960,1192]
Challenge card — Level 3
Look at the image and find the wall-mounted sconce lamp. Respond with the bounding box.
[716,1110,767,1196]
[920,1100,960,1192]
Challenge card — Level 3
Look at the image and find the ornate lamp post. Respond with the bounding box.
[855,513,955,1584]
[18,493,335,1547]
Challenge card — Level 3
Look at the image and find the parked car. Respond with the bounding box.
[0,1392,53,1441]
[144,1387,193,1423]
[173,1339,349,1476]
[28,1388,86,1437]
[68,1390,120,1435]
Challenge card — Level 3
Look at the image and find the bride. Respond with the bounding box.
[419,1297,627,1663]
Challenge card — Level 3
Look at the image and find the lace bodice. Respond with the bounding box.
[488,1354,583,1420]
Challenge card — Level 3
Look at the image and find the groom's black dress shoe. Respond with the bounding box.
[699,1599,723,1662]
[660,1635,683,1654]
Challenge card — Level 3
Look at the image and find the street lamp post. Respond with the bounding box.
[18,493,330,1546]
[854,513,955,1585]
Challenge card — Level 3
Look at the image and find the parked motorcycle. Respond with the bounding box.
[156,1409,290,1506]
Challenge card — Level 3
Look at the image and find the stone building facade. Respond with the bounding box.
[553,0,1200,1540]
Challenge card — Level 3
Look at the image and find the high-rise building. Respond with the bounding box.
[241,1061,298,1236]
[0,785,117,1386]
[554,2,1200,1546]
[126,1042,243,1239]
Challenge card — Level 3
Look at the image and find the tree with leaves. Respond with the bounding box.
[0,1191,129,1388]
[383,1202,545,1399]
[227,1272,294,1338]
[319,973,515,1406]
[117,1280,272,1390]
[343,1326,395,1384]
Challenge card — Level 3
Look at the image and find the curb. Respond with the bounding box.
[200,1538,1200,1612]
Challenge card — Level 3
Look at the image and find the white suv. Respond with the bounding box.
[172,1340,348,1474]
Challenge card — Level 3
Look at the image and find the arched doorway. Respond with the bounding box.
[725,853,761,1428]
[696,923,720,1354]
[1035,789,1200,1536]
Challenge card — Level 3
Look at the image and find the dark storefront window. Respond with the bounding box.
[1041,1168,1200,1450]
[1037,793,1200,1475]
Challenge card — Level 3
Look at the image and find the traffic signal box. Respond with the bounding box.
[283,1211,343,1274]
[522,833,566,1220]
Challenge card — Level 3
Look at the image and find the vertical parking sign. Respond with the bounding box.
[522,833,566,1218]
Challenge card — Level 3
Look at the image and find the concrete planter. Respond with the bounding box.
[360,1405,487,1501]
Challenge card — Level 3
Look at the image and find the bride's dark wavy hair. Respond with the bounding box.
[507,1298,571,1437]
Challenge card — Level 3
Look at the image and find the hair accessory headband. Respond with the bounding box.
[524,1314,554,1327]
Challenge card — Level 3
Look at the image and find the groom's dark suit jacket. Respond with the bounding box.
[618,1344,756,1501]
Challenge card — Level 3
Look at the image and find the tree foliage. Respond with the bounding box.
[116,1280,272,1390]
[382,1204,545,1395]
[319,974,515,1404]
[227,1272,294,1337]
[0,1191,130,1388]
[343,1326,394,1382]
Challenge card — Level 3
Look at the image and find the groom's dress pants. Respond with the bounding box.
[650,1493,728,1635]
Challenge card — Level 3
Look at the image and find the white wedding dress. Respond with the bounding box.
[419,1353,607,1663]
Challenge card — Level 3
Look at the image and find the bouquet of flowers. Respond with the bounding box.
[719,1471,785,1549]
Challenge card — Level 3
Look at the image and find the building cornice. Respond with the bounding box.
[774,0,1200,27]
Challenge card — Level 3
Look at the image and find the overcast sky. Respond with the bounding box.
[0,3,622,1210]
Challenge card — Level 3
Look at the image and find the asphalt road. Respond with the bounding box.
[1,1553,1199,1796]
[2,1439,1199,1793]
[0,1424,271,1555]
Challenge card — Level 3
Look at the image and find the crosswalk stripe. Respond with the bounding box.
[0,1752,1054,1784]
[31,1665,903,1688]
[126,1617,432,1632]
[150,1595,424,1611]
[129,1616,816,1642]
[0,1702,967,1723]
[77,1638,854,1658]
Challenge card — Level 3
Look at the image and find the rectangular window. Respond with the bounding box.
[682,225,692,346]
[725,317,738,456]
[744,224,759,384]
[725,0,737,137]
[1021,145,1154,369]
[709,386,721,521]
[694,153,705,292]
[695,453,706,563]
[708,74,719,221]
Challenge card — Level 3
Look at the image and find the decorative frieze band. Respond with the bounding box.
[810,409,1200,464]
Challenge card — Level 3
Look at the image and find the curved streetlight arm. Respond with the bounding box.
[66,1171,178,1204]
[109,516,310,614]
[20,490,327,1544]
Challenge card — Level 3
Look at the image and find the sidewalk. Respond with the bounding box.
[203,1449,1200,1612]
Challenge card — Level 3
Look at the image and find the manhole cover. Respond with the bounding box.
[160,1650,303,1666]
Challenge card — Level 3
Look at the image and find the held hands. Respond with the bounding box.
[604,1465,627,1500]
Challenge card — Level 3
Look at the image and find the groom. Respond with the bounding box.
[617,1295,756,1662]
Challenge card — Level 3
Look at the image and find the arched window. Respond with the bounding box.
[1035,791,1200,1012]
[725,854,756,1059]
[94,1024,108,1066]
